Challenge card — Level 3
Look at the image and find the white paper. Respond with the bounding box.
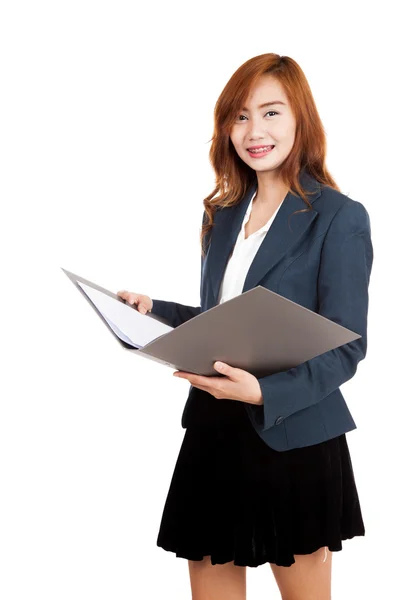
[76,282,173,348]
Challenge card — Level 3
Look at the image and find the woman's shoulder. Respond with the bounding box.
[316,184,371,234]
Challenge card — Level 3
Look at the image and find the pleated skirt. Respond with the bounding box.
[156,388,365,567]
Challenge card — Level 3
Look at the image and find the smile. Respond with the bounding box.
[247,146,275,158]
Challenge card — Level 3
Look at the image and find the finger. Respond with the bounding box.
[117,291,136,304]
[179,373,223,391]
[190,383,213,394]
[174,369,225,382]
[213,361,240,380]
[127,293,138,305]
[173,372,205,384]
[189,382,232,400]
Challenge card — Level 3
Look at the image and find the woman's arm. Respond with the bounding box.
[248,199,374,431]
[150,300,201,328]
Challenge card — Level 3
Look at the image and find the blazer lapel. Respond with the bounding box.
[208,169,322,304]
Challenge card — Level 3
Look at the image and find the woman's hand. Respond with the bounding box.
[116,290,153,314]
[173,361,263,406]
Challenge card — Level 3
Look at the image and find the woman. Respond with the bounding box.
[117,54,373,600]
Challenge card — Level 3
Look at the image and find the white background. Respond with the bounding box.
[1,1,398,598]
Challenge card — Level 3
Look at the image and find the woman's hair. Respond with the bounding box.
[200,53,340,257]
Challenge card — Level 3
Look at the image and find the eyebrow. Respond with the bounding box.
[241,101,286,110]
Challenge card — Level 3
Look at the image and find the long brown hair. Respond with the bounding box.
[200,53,340,258]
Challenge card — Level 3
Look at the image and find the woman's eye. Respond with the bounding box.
[236,111,278,121]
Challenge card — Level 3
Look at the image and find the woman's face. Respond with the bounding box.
[230,74,296,175]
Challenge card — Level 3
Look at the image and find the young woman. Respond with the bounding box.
[117,53,373,600]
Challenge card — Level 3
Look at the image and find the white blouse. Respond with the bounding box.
[217,189,284,305]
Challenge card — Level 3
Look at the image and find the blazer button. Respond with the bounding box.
[275,416,284,425]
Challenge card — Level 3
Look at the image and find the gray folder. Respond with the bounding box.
[61,267,361,378]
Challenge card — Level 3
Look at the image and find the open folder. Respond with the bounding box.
[61,267,361,378]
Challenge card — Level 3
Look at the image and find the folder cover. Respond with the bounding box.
[61,267,361,378]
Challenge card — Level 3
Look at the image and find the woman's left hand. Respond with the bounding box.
[172,361,263,406]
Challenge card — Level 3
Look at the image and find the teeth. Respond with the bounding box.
[249,146,274,153]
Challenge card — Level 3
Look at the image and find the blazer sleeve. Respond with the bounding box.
[248,198,374,431]
[150,299,201,328]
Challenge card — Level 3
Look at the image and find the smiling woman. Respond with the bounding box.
[233,97,289,163]
[149,52,373,600]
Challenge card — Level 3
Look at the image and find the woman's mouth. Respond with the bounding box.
[247,145,275,158]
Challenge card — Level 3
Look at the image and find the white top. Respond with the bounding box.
[217,189,284,305]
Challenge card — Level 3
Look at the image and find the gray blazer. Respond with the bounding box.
[151,168,374,451]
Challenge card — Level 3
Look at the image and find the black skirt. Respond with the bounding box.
[156,389,365,568]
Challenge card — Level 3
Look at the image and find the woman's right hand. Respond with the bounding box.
[116,290,153,315]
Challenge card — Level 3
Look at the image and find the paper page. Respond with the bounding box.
[101,314,143,348]
[76,282,173,348]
